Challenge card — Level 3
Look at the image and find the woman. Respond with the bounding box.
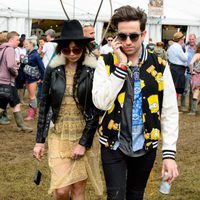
[33,20,103,200]
[37,35,47,104]
[15,34,27,104]
[154,41,167,60]
[24,37,45,120]
[38,35,47,56]
[188,42,200,115]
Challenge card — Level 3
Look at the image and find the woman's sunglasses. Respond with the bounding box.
[61,47,83,55]
[117,32,142,42]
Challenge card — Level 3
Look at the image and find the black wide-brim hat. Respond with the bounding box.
[52,19,93,43]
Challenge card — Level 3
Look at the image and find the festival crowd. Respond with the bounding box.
[0,4,199,200]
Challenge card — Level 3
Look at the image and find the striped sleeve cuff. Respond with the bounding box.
[113,67,127,79]
[162,150,176,160]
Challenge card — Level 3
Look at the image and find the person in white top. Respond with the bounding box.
[100,36,114,54]
[41,29,57,68]
[167,31,188,96]
[15,34,27,105]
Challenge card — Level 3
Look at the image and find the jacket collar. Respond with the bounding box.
[140,43,148,64]
[49,52,97,69]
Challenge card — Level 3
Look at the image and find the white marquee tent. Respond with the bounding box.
[0,0,200,44]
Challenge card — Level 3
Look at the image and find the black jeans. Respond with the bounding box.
[101,145,157,200]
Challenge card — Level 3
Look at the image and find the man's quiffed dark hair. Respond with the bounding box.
[111,5,147,32]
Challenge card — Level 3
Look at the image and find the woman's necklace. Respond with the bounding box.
[66,64,76,76]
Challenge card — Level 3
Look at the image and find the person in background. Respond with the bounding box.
[100,35,114,55]
[15,34,27,105]
[33,20,103,200]
[0,31,10,124]
[0,32,8,44]
[154,41,167,60]
[92,5,179,200]
[41,29,57,68]
[188,42,200,115]
[38,35,47,56]
[146,37,155,51]
[37,35,47,103]
[166,40,174,51]
[180,33,196,112]
[24,36,45,121]
[82,23,95,40]
[83,23,100,58]
[0,31,32,132]
[167,31,188,100]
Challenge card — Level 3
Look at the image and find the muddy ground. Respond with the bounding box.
[0,104,200,200]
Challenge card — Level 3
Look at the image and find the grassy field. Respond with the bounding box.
[0,105,199,200]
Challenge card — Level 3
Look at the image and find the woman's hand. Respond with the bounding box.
[33,143,45,161]
[71,144,86,160]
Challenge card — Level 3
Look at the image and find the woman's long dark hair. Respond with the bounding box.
[55,41,87,112]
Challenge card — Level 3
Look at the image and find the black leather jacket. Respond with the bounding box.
[36,56,99,148]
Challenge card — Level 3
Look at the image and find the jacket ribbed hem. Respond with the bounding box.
[113,67,127,79]
[162,150,176,160]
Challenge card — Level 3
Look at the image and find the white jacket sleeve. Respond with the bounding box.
[92,56,127,111]
[161,63,179,159]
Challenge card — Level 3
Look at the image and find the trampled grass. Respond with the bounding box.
[0,106,199,200]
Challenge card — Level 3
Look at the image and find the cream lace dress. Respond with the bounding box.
[47,67,103,196]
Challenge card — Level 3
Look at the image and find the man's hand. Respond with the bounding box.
[162,159,179,184]
[71,144,86,160]
[111,37,127,64]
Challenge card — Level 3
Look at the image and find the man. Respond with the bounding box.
[0,31,9,124]
[146,37,155,51]
[0,31,32,132]
[92,6,179,200]
[100,35,114,54]
[167,31,188,97]
[180,34,196,112]
[83,23,95,40]
[83,23,100,58]
[38,29,56,106]
[41,29,57,68]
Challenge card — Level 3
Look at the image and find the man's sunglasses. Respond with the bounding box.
[61,47,83,55]
[117,32,142,42]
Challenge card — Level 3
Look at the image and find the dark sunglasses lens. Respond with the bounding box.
[117,33,127,41]
[129,33,140,42]
[62,48,70,55]
[62,47,82,55]
[73,48,82,54]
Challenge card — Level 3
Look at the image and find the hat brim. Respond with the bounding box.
[52,37,93,44]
